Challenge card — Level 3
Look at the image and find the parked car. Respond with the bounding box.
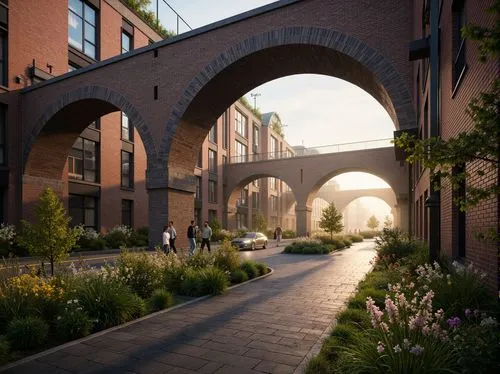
[231,232,268,250]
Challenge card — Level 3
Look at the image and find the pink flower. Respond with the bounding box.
[385,296,399,323]
[377,341,385,353]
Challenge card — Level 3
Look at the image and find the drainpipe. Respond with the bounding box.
[426,0,441,262]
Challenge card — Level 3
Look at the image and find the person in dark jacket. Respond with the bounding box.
[187,220,197,256]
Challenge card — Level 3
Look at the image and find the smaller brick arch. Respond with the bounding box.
[24,85,158,176]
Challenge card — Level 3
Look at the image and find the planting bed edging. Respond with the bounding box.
[0,267,274,372]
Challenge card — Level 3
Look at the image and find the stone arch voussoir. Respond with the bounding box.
[162,26,415,160]
[24,85,158,173]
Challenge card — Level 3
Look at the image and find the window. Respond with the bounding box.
[195,176,202,200]
[208,210,217,225]
[423,99,429,139]
[236,213,248,229]
[252,191,260,209]
[452,0,466,90]
[208,123,217,144]
[196,149,202,168]
[121,151,133,188]
[222,155,227,165]
[68,137,98,182]
[88,119,99,130]
[222,111,229,149]
[69,195,97,229]
[237,188,248,207]
[452,165,466,258]
[121,199,133,228]
[253,125,260,153]
[0,0,7,87]
[269,177,277,190]
[68,0,97,59]
[235,109,247,137]
[235,140,247,163]
[421,1,429,86]
[270,195,278,212]
[269,136,278,159]
[121,30,132,54]
[208,149,217,173]
[121,112,133,141]
[0,105,5,165]
[208,180,217,203]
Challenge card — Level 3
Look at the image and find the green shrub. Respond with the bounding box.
[129,294,147,319]
[230,269,249,284]
[149,289,173,312]
[336,308,371,330]
[375,228,415,264]
[359,270,400,291]
[103,225,131,249]
[255,262,268,276]
[197,267,229,296]
[282,230,296,239]
[304,354,330,374]
[319,336,343,363]
[115,250,166,298]
[181,268,201,297]
[240,261,259,279]
[0,336,9,365]
[164,262,186,294]
[347,287,386,310]
[359,230,377,239]
[347,234,364,243]
[55,300,93,342]
[343,239,352,247]
[72,275,139,329]
[187,251,214,269]
[330,323,361,345]
[6,316,49,350]
[213,240,240,273]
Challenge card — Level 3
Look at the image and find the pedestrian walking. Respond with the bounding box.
[167,221,177,254]
[200,221,212,253]
[187,220,197,256]
[274,226,282,247]
[162,225,170,254]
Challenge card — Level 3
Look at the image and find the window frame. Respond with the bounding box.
[121,199,133,228]
[68,136,99,183]
[121,28,133,54]
[120,150,134,189]
[68,194,98,230]
[68,0,98,60]
[208,148,217,174]
[121,112,133,142]
[208,180,217,203]
[208,123,217,144]
[235,109,248,138]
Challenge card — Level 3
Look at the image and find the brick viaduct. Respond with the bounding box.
[224,147,409,235]
[5,0,415,245]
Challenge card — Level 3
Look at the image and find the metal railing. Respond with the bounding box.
[229,138,394,164]
[155,0,193,35]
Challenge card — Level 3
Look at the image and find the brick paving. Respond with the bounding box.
[2,241,376,374]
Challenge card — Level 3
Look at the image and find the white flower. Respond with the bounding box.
[480,316,497,327]
[393,344,402,353]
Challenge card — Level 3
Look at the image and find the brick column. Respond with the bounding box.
[146,167,169,249]
[396,196,410,233]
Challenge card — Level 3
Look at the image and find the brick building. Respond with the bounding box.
[202,103,296,232]
[409,0,498,289]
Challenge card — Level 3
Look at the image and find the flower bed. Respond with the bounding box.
[284,236,352,254]
[305,228,498,374]
[0,241,269,364]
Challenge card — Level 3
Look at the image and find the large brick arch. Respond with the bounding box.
[162,26,415,169]
[24,85,157,177]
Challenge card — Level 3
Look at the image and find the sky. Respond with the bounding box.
[151,1,394,208]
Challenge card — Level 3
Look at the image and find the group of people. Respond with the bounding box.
[162,221,285,254]
[162,220,213,256]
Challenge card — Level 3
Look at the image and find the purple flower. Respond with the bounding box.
[464,309,471,318]
[410,344,424,356]
[447,316,461,329]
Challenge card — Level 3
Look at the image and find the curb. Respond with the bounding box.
[0,267,274,372]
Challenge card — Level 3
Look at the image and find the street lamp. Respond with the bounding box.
[250,93,261,110]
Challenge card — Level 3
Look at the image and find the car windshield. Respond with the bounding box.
[244,233,256,238]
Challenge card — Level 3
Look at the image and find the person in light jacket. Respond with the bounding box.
[200,221,212,253]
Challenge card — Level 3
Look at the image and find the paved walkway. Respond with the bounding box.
[3,241,376,374]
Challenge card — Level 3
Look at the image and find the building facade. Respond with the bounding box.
[0,0,167,231]
[410,0,498,289]
[196,101,296,232]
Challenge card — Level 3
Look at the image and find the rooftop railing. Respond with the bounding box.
[229,138,394,164]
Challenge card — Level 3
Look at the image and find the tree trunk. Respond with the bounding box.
[50,254,54,276]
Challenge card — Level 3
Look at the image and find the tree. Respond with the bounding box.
[384,215,393,228]
[319,203,343,239]
[367,215,380,230]
[252,211,267,232]
[20,188,82,276]
[209,217,221,237]
[394,1,499,240]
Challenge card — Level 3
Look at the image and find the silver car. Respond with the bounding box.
[231,232,268,250]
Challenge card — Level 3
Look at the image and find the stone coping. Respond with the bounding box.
[0,267,274,372]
